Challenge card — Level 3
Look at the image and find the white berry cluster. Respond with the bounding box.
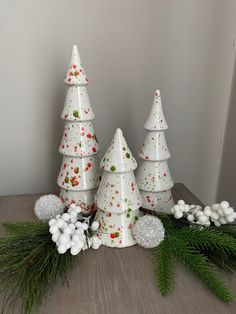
[49,204,101,255]
[171,200,236,227]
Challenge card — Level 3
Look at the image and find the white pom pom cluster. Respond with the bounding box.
[171,200,236,227]
[34,195,64,221]
[209,202,236,226]
[49,204,101,255]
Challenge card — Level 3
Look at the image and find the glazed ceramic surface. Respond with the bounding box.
[100,128,137,173]
[59,121,99,157]
[144,90,168,131]
[140,189,175,213]
[60,188,97,214]
[61,86,95,122]
[139,131,170,161]
[64,45,88,86]
[95,208,140,248]
[136,160,174,192]
[57,155,101,191]
[96,172,141,213]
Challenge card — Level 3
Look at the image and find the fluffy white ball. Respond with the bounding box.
[91,221,99,231]
[198,215,208,224]
[34,195,64,222]
[184,204,190,212]
[212,204,220,211]
[81,223,89,230]
[49,218,56,226]
[70,246,81,256]
[211,212,219,221]
[64,226,73,235]
[204,220,211,227]
[187,214,194,222]
[220,201,229,210]
[52,233,60,243]
[174,205,180,211]
[223,207,231,216]
[219,217,227,225]
[49,225,58,234]
[62,213,70,222]
[72,234,80,242]
[203,206,212,217]
[133,215,165,249]
[59,234,70,244]
[226,214,235,223]
[174,211,183,219]
[57,244,67,254]
[91,236,102,249]
[56,219,65,228]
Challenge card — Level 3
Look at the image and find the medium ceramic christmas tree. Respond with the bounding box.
[136,90,174,213]
[95,128,141,247]
[57,45,100,213]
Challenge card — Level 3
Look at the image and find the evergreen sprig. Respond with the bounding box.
[0,221,78,314]
[153,239,174,295]
[154,214,236,302]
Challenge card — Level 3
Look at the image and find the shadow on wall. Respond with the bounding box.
[217,58,236,206]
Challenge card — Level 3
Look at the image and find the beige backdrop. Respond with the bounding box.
[0,0,236,204]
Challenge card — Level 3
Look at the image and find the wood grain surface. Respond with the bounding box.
[0,183,235,314]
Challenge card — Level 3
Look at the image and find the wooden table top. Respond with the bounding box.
[0,183,236,314]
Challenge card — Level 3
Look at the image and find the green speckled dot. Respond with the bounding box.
[126,213,131,218]
[126,153,130,158]
[110,165,116,172]
[73,110,79,118]
[128,208,132,212]
[135,216,138,221]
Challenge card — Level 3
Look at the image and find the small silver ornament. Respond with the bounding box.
[34,194,64,221]
[133,215,165,248]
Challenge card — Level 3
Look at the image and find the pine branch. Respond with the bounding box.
[171,237,233,303]
[157,213,190,234]
[204,250,236,274]
[153,239,174,295]
[175,227,236,255]
[218,224,236,238]
[0,222,78,314]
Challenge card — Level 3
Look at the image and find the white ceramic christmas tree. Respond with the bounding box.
[95,128,141,248]
[136,90,174,213]
[57,45,100,213]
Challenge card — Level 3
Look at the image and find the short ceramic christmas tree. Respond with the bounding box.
[57,45,100,213]
[136,90,174,213]
[95,128,141,247]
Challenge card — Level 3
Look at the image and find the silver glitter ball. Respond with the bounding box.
[133,215,165,248]
[34,194,64,221]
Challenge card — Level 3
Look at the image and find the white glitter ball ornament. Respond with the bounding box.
[133,215,165,249]
[34,195,64,221]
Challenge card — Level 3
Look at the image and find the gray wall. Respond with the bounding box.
[217,58,236,206]
[0,0,236,204]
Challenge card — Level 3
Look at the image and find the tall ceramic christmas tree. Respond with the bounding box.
[136,90,174,213]
[57,45,100,213]
[95,128,141,247]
